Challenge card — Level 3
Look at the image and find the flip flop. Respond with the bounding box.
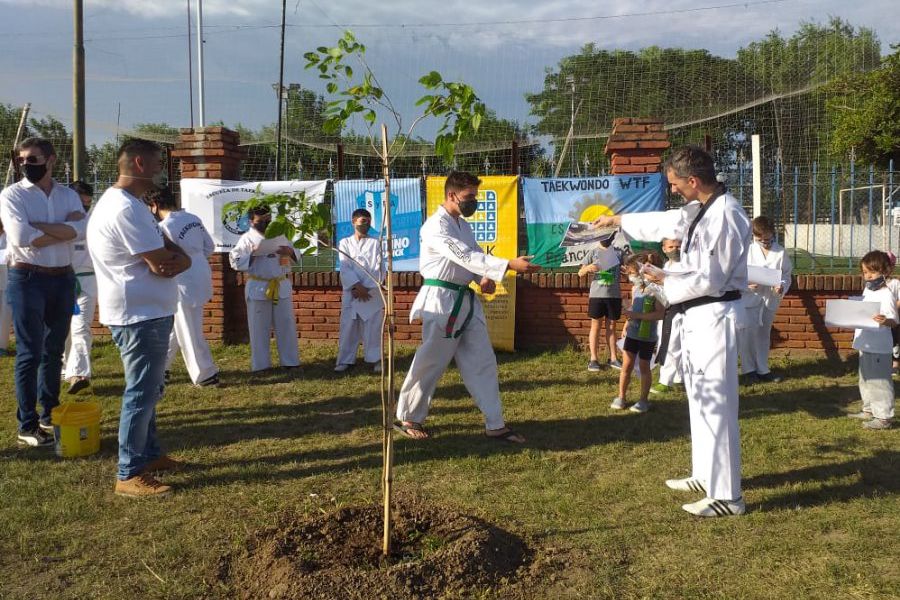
[393,421,429,439]
[485,428,525,444]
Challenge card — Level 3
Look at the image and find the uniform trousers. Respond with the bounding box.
[247,298,299,372]
[397,316,504,430]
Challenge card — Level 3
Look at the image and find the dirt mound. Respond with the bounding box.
[215,495,532,599]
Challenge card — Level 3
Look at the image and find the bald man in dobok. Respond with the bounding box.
[593,146,751,517]
[394,171,540,443]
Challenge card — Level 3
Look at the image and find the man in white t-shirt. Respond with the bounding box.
[88,139,191,498]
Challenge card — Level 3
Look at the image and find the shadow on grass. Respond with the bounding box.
[746,450,900,510]
[739,384,860,420]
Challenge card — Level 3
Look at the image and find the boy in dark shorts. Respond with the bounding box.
[578,234,625,371]
[610,251,666,413]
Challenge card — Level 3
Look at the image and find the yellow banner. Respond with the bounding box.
[425,176,518,351]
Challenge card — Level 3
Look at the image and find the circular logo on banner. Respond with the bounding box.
[222,206,250,235]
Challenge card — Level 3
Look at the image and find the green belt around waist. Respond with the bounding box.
[423,278,476,339]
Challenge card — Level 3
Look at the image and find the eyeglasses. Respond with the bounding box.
[16,155,46,165]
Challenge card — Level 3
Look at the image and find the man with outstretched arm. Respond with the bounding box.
[394,171,540,443]
[593,146,751,517]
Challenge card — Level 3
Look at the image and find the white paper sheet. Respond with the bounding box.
[252,235,292,257]
[824,299,882,330]
[748,265,782,287]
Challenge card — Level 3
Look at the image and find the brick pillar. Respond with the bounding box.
[172,127,248,343]
[604,118,670,175]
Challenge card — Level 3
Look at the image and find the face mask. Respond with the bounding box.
[865,276,885,291]
[756,238,773,249]
[458,199,478,218]
[252,221,269,234]
[355,223,370,236]
[665,249,681,262]
[23,163,48,184]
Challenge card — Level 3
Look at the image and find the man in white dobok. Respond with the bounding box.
[229,206,300,372]
[394,171,540,443]
[335,208,384,373]
[593,146,751,517]
[145,188,219,387]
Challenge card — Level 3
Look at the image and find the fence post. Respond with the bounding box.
[511,139,519,176]
[849,161,855,270]
[890,159,895,253]
[830,166,836,271]
[867,163,874,253]
[751,134,761,218]
[811,162,817,270]
[336,143,344,180]
[793,166,799,265]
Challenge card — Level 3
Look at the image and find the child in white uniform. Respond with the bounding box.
[651,236,684,393]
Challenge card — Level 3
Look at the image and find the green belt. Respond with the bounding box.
[73,271,94,297]
[423,278,476,339]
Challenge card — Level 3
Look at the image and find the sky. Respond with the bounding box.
[0,0,897,146]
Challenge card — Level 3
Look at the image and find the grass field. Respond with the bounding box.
[0,342,897,599]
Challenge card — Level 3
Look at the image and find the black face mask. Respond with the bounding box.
[355,223,370,236]
[866,276,886,291]
[23,163,48,184]
[252,221,269,234]
[458,199,478,218]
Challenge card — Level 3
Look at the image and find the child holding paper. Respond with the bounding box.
[578,233,625,371]
[850,251,896,430]
[738,216,792,383]
[651,236,683,394]
[610,252,666,413]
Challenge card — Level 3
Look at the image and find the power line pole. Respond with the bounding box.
[274,0,287,179]
[196,0,206,126]
[73,0,86,180]
[187,0,194,128]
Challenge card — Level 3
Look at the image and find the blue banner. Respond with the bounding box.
[333,178,422,271]
[522,174,666,266]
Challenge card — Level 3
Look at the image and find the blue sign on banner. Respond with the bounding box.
[333,178,422,271]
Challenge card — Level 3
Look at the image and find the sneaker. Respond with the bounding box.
[38,421,54,434]
[649,383,671,395]
[755,372,783,383]
[847,410,874,420]
[17,428,54,448]
[665,477,707,494]
[67,377,90,395]
[143,455,185,473]
[334,364,351,373]
[630,399,650,413]
[740,371,758,384]
[587,360,601,372]
[114,473,173,498]
[372,362,382,374]
[862,418,892,430]
[607,359,623,370]
[196,374,220,387]
[682,497,746,517]
[609,397,626,410]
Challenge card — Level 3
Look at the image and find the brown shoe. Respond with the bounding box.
[143,455,184,474]
[114,473,173,498]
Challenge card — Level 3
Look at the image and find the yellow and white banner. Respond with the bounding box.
[426,175,518,351]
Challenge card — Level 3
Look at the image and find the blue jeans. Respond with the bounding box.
[7,268,75,432]
[109,316,173,480]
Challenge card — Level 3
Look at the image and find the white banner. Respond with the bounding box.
[180,178,329,252]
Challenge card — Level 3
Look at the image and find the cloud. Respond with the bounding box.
[0,0,269,17]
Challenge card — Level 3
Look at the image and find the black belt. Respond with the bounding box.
[11,263,73,276]
[671,290,741,314]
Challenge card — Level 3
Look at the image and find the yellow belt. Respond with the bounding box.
[248,275,286,305]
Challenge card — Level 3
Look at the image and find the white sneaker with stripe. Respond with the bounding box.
[682,497,746,517]
[665,477,707,493]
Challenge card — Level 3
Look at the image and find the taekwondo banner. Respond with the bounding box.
[522,174,665,267]
[333,178,422,272]
[180,178,329,252]
[425,175,518,352]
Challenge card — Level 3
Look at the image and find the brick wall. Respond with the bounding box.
[605,117,670,175]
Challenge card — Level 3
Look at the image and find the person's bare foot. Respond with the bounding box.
[485,427,525,443]
[394,421,429,439]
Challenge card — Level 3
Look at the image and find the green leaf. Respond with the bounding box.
[326,82,338,94]
[265,219,286,239]
[344,65,353,78]
[363,110,377,125]
[327,47,343,59]
[419,71,443,87]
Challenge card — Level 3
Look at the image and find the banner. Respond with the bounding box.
[522,174,665,267]
[180,179,329,252]
[426,176,518,352]
[333,178,421,272]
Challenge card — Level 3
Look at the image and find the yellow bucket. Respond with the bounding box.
[51,401,101,458]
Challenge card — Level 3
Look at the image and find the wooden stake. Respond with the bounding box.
[381,123,396,557]
[5,103,31,186]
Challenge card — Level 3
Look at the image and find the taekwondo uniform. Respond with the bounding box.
[160,210,219,384]
[620,190,750,505]
[63,223,97,379]
[738,240,792,377]
[0,232,11,354]
[229,228,300,372]
[336,233,384,369]
[396,206,509,430]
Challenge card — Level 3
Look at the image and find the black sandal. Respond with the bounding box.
[393,421,429,439]
[485,428,525,444]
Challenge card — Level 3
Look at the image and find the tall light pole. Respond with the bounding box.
[196,0,206,126]
[566,74,575,177]
[73,0,86,180]
[274,0,287,179]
